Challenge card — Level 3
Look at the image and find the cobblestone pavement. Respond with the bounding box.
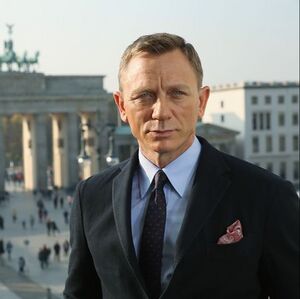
[0,185,72,298]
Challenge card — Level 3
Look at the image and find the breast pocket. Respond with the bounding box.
[207,234,259,259]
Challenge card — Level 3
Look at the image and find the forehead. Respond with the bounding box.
[121,49,198,88]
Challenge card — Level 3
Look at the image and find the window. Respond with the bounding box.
[278,95,285,104]
[294,161,299,180]
[252,136,259,153]
[265,95,271,104]
[266,112,271,129]
[292,113,299,126]
[279,135,286,152]
[278,113,285,126]
[252,113,257,130]
[279,161,286,179]
[266,136,272,152]
[252,112,271,131]
[292,95,298,104]
[251,96,258,105]
[266,162,273,173]
[259,113,264,130]
[293,135,299,151]
[220,115,225,122]
[220,101,224,108]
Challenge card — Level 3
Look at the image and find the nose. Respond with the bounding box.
[151,97,171,120]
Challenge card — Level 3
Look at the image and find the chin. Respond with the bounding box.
[150,140,175,154]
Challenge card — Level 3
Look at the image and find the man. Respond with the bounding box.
[64,33,299,299]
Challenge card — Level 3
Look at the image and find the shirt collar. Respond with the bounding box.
[138,136,201,198]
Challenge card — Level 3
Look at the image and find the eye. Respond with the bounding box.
[169,89,186,98]
[132,91,156,106]
[139,91,155,100]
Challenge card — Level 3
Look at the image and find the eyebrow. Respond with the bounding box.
[131,84,191,95]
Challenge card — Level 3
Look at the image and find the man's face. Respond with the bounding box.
[114,49,209,165]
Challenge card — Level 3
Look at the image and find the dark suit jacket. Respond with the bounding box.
[64,137,299,299]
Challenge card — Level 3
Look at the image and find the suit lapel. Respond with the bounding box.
[112,152,148,294]
[174,138,232,265]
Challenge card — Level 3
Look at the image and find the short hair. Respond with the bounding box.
[118,33,203,89]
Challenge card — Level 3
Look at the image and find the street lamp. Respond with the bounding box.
[105,126,119,167]
[77,124,91,165]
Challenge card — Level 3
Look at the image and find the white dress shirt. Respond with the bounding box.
[131,136,201,289]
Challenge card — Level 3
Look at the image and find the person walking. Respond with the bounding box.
[63,210,69,225]
[63,240,70,257]
[18,256,26,273]
[12,209,17,223]
[0,239,5,257]
[0,215,4,229]
[53,242,61,262]
[29,215,35,229]
[6,240,13,260]
[60,197,64,209]
[38,247,47,269]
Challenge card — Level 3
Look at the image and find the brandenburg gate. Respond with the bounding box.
[0,25,116,193]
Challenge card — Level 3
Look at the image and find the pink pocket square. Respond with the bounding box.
[217,220,243,245]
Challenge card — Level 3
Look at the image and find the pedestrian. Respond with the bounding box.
[21,220,26,229]
[53,241,61,261]
[0,239,5,257]
[46,219,52,236]
[29,214,35,229]
[0,215,4,229]
[66,195,73,207]
[43,209,48,221]
[6,240,13,260]
[38,208,43,223]
[44,245,51,267]
[18,256,26,273]
[38,247,47,269]
[63,210,69,224]
[63,240,70,257]
[12,209,17,223]
[60,197,64,209]
[53,195,58,209]
[51,221,60,235]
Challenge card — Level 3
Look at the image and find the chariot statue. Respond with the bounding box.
[0,24,40,72]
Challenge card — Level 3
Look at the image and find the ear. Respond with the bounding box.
[198,86,210,119]
[113,91,128,123]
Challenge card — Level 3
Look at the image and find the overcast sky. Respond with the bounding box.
[0,0,299,92]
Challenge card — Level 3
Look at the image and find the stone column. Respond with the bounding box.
[52,114,67,188]
[22,114,48,190]
[52,113,79,189]
[66,113,79,188]
[80,113,99,179]
[0,116,5,193]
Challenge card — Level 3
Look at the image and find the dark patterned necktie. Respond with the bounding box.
[139,170,168,299]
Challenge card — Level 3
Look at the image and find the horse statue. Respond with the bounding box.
[16,51,28,72]
[0,50,18,71]
[23,51,39,72]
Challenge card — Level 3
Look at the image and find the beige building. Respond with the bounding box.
[203,81,299,189]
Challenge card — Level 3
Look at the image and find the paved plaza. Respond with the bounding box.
[0,184,72,298]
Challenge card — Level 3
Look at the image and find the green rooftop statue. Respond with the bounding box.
[0,24,40,72]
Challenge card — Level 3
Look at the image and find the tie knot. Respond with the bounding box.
[154,170,168,191]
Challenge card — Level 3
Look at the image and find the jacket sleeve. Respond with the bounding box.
[261,181,299,298]
[63,180,102,299]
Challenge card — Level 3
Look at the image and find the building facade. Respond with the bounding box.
[0,72,117,192]
[203,81,299,189]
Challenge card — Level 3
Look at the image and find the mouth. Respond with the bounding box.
[148,130,174,138]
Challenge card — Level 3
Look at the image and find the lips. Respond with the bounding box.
[149,130,174,137]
